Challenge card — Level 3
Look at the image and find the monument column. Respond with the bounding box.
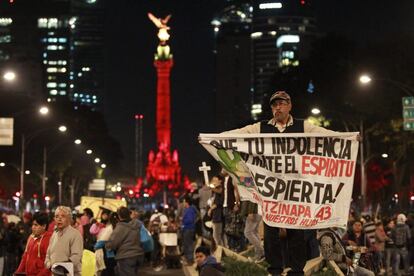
[146,13,181,204]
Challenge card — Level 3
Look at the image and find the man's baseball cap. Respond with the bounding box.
[269,91,291,105]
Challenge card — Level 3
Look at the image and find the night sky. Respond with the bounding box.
[103,0,414,181]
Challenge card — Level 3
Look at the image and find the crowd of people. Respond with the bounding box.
[1,90,414,276]
[2,189,414,276]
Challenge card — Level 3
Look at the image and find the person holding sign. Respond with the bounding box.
[223,91,336,276]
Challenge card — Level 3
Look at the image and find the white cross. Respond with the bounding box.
[198,161,211,186]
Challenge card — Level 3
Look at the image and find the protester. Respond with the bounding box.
[222,91,334,275]
[208,175,225,247]
[94,212,118,276]
[195,246,225,276]
[319,229,374,276]
[149,207,168,268]
[15,212,51,276]
[181,196,198,265]
[17,212,33,259]
[90,206,113,238]
[81,208,96,252]
[5,221,23,275]
[374,221,388,273]
[362,214,376,246]
[106,206,144,276]
[45,206,83,276]
[221,169,244,252]
[240,199,264,263]
[384,218,396,274]
[0,213,6,276]
[391,213,411,275]
[198,180,212,237]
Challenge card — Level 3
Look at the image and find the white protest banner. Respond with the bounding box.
[199,132,359,229]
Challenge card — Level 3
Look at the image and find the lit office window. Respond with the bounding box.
[48,38,58,43]
[47,67,57,73]
[58,38,67,43]
[282,51,294,59]
[0,35,11,43]
[81,67,91,72]
[281,58,291,66]
[58,83,67,88]
[59,91,66,95]
[47,45,58,50]
[50,90,58,95]
[0,18,12,26]
[57,60,67,65]
[48,18,58,28]
[38,18,47,28]
[47,45,66,50]
[47,82,57,88]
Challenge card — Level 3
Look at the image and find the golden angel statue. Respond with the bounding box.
[148,12,172,43]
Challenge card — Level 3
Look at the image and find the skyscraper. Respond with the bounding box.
[0,0,104,109]
[213,0,318,124]
[251,0,317,119]
[212,1,253,131]
[69,0,104,109]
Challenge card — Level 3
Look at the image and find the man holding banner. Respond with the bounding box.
[199,91,359,275]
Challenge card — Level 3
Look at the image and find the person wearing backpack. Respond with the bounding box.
[106,207,144,276]
[391,213,411,275]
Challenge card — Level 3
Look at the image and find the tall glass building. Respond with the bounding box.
[213,0,318,123]
[0,0,104,109]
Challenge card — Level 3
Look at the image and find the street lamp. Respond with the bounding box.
[359,75,372,84]
[0,162,4,167]
[101,163,106,169]
[21,124,64,200]
[86,149,92,155]
[3,71,16,82]
[58,125,67,132]
[39,106,49,115]
[41,125,67,199]
[358,74,414,96]
[94,158,100,163]
[311,107,321,115]
[74,139,82,145]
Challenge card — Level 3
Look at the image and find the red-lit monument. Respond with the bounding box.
[145,13,184,204]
